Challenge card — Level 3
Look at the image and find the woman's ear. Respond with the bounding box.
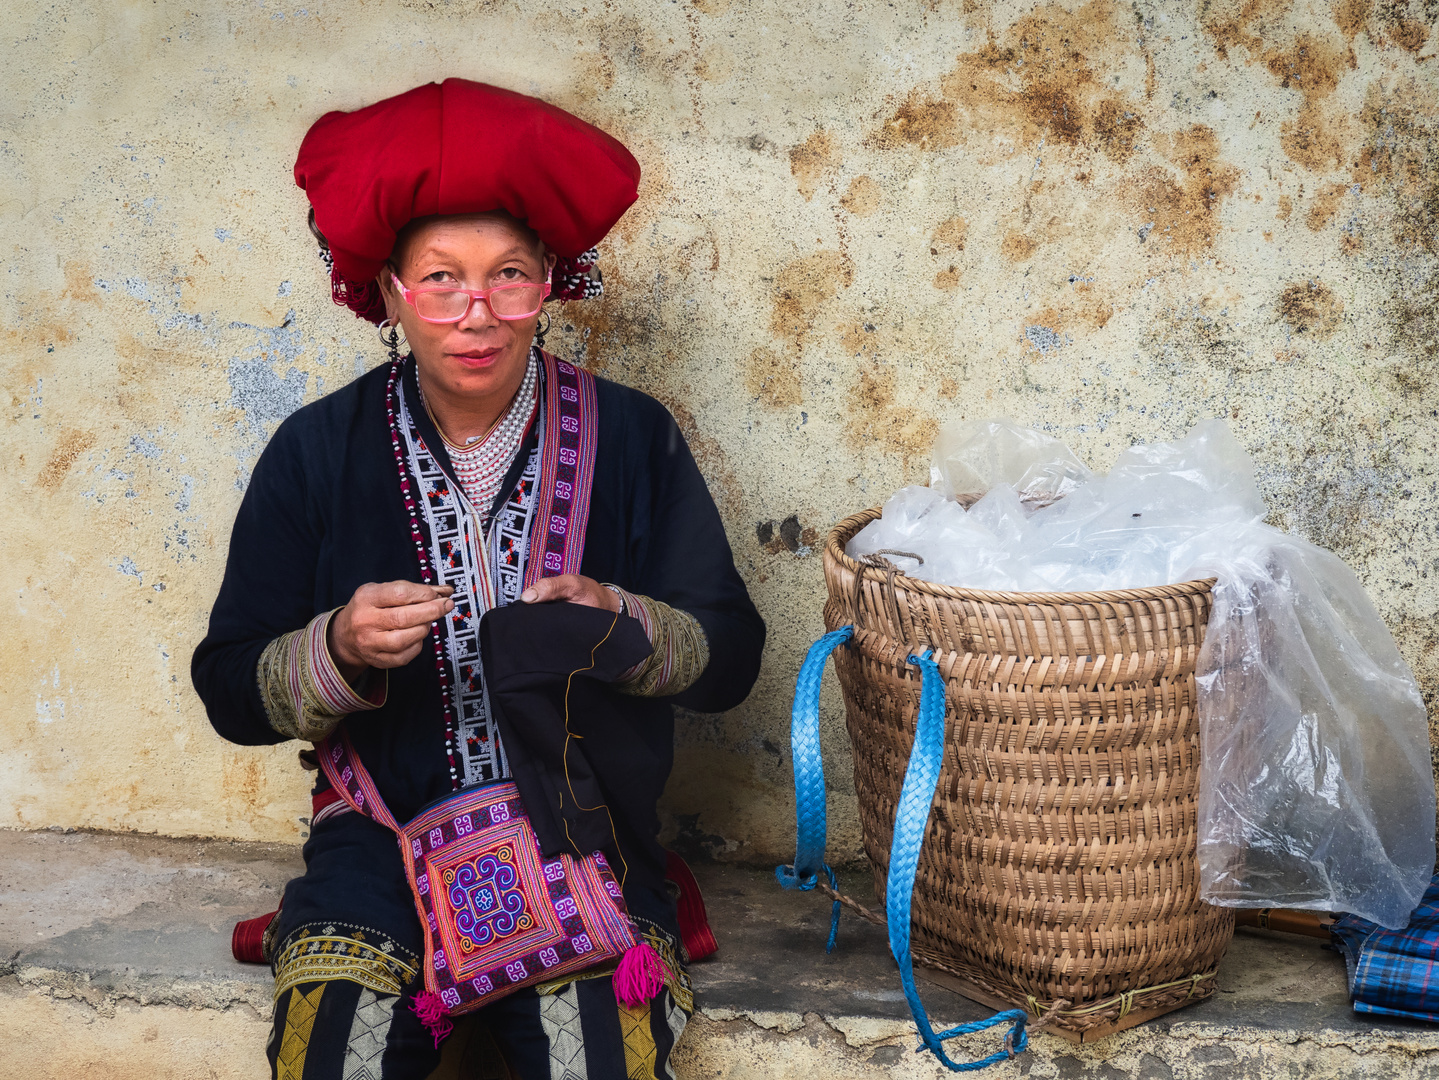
[543,248,557,280]
[376,265,403,324]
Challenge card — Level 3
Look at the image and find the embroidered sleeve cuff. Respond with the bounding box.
[256,609,386,741]
[310,611,388,713]
[603,586,710,698]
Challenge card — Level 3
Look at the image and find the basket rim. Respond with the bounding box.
[827,507,1217,605]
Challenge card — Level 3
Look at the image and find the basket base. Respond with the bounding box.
[915,965,1205,1045]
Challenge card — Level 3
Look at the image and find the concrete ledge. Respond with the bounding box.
[3,829,1437,1078]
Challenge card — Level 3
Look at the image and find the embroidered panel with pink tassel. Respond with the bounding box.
[319,733,665,1046]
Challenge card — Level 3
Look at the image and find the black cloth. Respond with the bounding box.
[481,602,666,875]
[192,356,764,950]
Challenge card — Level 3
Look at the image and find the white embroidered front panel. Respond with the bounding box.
[396,377,530,787]
[491,445,541,609]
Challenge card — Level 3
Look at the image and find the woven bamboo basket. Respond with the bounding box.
[823,508,1235,1042]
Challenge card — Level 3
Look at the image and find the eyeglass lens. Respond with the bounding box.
[414,285,545,321]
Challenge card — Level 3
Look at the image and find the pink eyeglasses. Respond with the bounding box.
[390,272,551,324]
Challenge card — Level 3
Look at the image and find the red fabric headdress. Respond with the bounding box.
[294,80,640,322]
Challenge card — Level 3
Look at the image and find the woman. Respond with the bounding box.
[192,79,764,1080]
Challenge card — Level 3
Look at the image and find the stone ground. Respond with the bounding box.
[2,828,1436,1078]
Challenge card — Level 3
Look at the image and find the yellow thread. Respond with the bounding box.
[1060,970,1217,1017]
[991,971,1219,1032]
[560,611,630,890]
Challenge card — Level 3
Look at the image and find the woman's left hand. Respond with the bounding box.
[519,574,621,612]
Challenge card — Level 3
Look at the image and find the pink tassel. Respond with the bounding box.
[409,990,454,1048]
[613,940,666,1009]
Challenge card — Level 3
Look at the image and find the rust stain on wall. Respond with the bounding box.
[552,267,659,372]
[222,754,266,814]
[930,216,968,253]
[933,266,963,291]
[1278,279,1345,337]
[847,364,938,461]
[837,318,879,361]
[1263,31,1354,97]
[839,175,882,217]
[1307,180,1352,229]
[930,216,968,291]
[35,429,97,493]
[1201,4,1365,174]
[1139,125,1241,258]
[788,128,840,201]
[868,94,959,150]
[1269,33,1355,172]
[1335,0,1431,52]
[1001,231,1037,262]
[769,250,853,349]
[59,262,99,305]
[606,146,669,251]
[1201,0,1296,61]
[923,0,1148,162]
[694,43,735,82]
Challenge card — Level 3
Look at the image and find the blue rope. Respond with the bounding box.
[885,650,1028,1069]
[777,628,853,953]
[779,630,1029,1070]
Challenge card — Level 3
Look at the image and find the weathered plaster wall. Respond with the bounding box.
[4,0,1437,860]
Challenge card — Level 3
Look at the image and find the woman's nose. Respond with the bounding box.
[458,293,500,330]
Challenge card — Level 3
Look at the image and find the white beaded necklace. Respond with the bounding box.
[421,352,540,524]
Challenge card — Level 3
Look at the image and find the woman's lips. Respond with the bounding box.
[450,348,502,368]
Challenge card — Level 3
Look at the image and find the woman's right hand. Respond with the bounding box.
[327,581,455,685]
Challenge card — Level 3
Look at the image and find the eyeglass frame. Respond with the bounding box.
[389,271,552,324]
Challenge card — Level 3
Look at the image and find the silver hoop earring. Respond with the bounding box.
[377,318,406,364]
[534,309,551,350]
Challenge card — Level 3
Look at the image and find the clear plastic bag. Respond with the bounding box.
[846,485,1025,590]
[849,417,1436,927]
[930,418,1093,503]
[1181,525,1436,928]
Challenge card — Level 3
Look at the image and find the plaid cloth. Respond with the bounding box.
[1332,873,1439,1024]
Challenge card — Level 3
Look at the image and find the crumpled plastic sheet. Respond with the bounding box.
[930,418,1094,504]
[848,418,1435,928]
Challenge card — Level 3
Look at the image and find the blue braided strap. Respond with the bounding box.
[778,631,1028,1066]
[887,650,1028,1070]
[776,627,854,952]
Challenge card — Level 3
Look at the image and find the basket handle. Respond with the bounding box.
[775,626,854,951]
[888,649,1029,1070]
[777,630,1030,1071]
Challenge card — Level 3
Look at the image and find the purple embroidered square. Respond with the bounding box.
[402,780,636,1009]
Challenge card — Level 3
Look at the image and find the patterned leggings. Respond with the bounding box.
[268,928,691,1080]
